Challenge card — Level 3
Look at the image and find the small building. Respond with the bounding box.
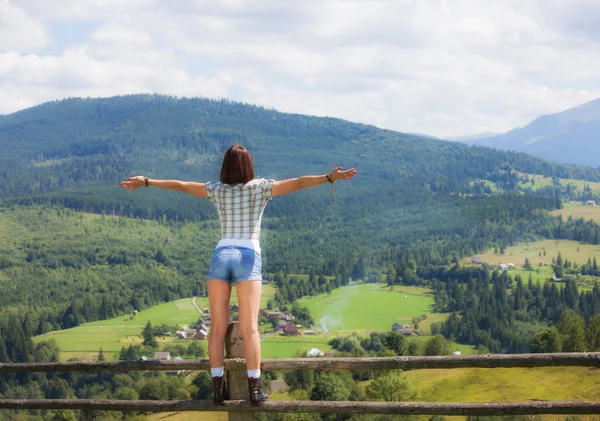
[392,322,403,331]
[230,305,239,312]
[284,324,299,336]
[397,328,413,337]
[194,329,208,340]
[154,352,170,361]
[585,200,596,206]
[453,351,462,356]
[274,320,287,333]
[279,314,295,322]
[507,263,515,268]
[499,264,509,271]
[175,331,188,339]
[307,348,324,357]
[303,330,315,335]
[471,256,483,264]
[184,328,197,337]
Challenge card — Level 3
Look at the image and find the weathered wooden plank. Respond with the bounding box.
[1,399,600,415]
[2,353,599,373]
[226,322,254,421]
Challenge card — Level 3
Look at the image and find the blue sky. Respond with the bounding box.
[1,0,599,137]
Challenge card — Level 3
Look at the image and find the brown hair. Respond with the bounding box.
[220,144,255,185]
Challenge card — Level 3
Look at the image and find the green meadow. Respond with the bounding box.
[297,283,434,331]
[34,283,467,361]
[518,172,600,193]
[552,203,600,222]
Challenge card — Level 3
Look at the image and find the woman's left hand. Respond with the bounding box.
[331,166,357,181]
[120,176,146,191]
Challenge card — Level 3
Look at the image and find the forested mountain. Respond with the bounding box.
[455,98,600,167]
[2,95,600,347]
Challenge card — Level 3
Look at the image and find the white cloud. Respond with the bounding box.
[0,0,50,50]
[1,0,600,136]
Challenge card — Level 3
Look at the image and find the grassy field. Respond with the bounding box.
[518,172,600,193]
[552,204,600,222]
[297,283,434,331]
[463,239,600,291]
[464,239,600,267]
[147,366,600,421]
[34,282,474,361]
[405,366,600,403]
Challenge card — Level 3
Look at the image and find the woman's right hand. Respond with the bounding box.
[120,176,146,191]
[330,166,357,182]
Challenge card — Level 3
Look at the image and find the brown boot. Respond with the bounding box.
[248,377,269,406]
[212,376,227,405]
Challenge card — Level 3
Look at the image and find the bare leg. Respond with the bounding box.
[236,281,262,370]
[207,280,231,369]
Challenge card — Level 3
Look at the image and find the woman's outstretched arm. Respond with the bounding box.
[271,166,357,197]
[119,176,207,198]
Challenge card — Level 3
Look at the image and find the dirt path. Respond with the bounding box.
[192,296,204,314]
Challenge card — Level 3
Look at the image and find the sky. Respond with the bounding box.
[1,0,600,138]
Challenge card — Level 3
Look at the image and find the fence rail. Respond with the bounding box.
[1,322,599,419]
[1,399,600,416]
[1,352,600,373]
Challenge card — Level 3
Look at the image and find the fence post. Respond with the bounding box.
[226,322,255,421]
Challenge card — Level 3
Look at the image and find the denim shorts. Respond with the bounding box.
[208,246,262,283]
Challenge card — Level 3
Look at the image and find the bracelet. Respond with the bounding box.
[144,177,149,187]
[326,173,335,203]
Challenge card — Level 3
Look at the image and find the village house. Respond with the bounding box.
[194,329,208,340]
[230,304,239,312]
[391,322,403,331]
[274,320,287,333]
[585,200,596,206]
[397,328,413,336]
[499,264,509,271]
[471,256,483,264]
[184,327,197,336]
[284,324,300,336]
[154,352,170,361]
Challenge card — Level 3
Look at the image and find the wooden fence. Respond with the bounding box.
[1,322,600,420]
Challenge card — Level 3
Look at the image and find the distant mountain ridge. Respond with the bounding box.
[446,132,501,141]
[455,98,600,167]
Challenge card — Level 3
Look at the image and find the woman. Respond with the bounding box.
[120,144,357,405]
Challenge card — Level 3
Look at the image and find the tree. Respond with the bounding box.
[310,372,351,401]
[523,258,532,271]
[192,371,213,399]
[139,377,168,400]
[142,321,158,348]
[97,348,106,361]
[365,372,420,402]
[386,332,408,356]
[585,314,600,351]
[557,310,586,352]
[187,341,206,358]
[114,387,139,400]
[51,410,78,421]
[531,327,561,353]
[424,334,450,356]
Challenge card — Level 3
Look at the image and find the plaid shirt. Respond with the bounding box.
[206,178,274,242]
